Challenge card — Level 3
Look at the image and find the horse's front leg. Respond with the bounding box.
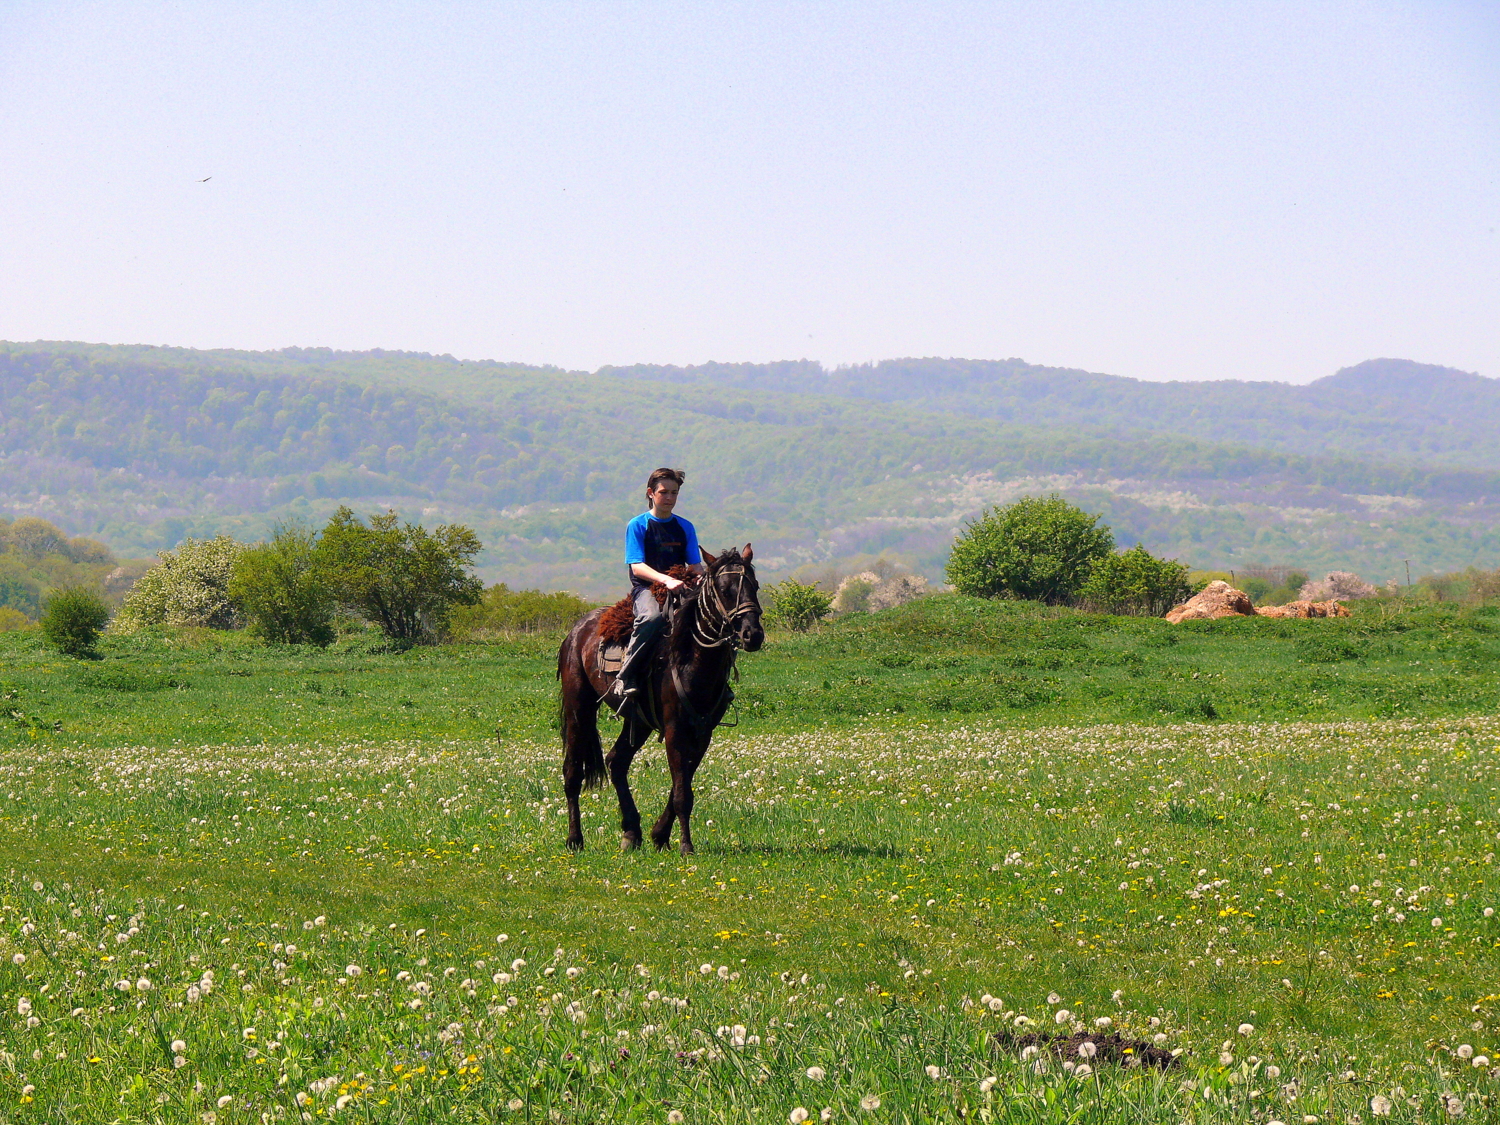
[608,718,649,850]
[655,724,706,856]
[649,789,676,851]
[674,753,702,856]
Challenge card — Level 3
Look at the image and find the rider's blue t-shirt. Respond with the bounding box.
[624,512,699,589]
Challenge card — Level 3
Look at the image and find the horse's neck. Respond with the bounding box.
[667,597,732,683]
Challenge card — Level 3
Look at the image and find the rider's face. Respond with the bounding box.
[648,482,679,515]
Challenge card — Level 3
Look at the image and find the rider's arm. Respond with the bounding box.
[630,562,684,588]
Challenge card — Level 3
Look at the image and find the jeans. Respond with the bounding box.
[616,586,666,691]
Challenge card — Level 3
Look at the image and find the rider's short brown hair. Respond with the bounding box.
[646,467,685,493]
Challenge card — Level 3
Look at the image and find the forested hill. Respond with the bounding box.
[2,341,1497,596]
[602,357,1500,469]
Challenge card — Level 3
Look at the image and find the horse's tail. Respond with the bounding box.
[559,619,607,790]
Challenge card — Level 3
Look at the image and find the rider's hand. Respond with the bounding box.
[662,577,683,590]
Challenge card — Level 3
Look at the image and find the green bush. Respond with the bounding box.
[765,580,834,631]
[229,525,336,646]
[945,494,1114,604]
[315,507,483,643]
[116,536,245,631]
[450,584,592,639]
[1079,543,1193,616]
[1239,575,1274,603]
[39,587,110,658]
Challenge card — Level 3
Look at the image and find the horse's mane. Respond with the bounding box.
[597,565,695,646]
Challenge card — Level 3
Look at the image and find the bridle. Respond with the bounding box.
[685,565,758,649]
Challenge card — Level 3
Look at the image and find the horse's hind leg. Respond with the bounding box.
[561,698,603,853]
[607,717,650,850]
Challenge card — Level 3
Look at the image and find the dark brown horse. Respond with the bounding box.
[557,545,764,854]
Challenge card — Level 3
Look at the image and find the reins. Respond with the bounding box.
[658,564,757,735]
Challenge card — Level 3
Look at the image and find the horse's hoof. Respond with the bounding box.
[651,835,671,851]
[679,844,695,857]
[566,838,584,853]
[620,834,641,851]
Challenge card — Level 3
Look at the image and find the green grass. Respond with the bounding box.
[3,595,1498,748]
[0,597,1497,1121]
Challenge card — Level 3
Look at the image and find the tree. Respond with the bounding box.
[945,495,1114,603]
[115,536,246,631]
[229,525,336,646]
[449,583,592,639]
[1078,544,1193,616]
[315,507,483,643]
[40,587,110,657]
[766,580,834,631]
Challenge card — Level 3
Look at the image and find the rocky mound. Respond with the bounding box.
[1255,599,1350,619]
[1164,580,1255,623]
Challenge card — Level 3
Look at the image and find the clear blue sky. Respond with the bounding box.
[2,1,1496,383]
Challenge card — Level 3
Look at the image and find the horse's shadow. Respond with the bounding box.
[701,841,907,860]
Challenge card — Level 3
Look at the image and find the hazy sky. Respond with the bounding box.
[2,2,1496,384]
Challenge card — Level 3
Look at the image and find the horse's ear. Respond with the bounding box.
[700,546,716,568]
[741,543,753,563]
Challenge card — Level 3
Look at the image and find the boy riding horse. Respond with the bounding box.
[605,467,702,713]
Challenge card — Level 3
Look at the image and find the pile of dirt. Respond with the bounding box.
[1163,580,1255,623]
[1254,599,1350,619]
[995,1028,1179,1070]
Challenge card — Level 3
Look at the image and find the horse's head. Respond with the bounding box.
[700,543,764,652]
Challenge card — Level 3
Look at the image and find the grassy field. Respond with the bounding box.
[0,596,1498,1121]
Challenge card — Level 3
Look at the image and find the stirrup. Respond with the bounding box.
[605,678,639,717]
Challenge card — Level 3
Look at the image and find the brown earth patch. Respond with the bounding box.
[1254,599,1350,619]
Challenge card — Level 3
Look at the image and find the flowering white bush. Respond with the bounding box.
[1298,570,1378,602]
[115,535,246,630]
